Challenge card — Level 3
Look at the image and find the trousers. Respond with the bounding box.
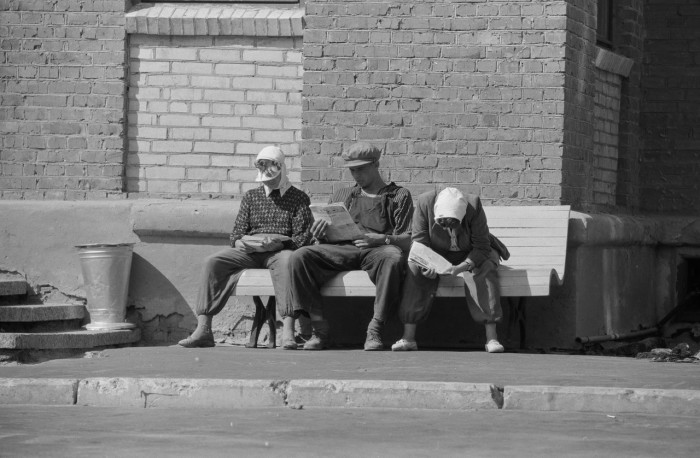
[195,247,295,317]
[398,248,502,325]
[288,243,405,324]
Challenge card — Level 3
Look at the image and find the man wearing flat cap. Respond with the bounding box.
[179,146,313,349]
[288,142,414,350]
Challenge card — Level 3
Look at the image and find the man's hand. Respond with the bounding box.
[310,219,329,241]
[352,233,385,248]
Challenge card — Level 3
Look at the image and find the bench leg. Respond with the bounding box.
[245,296,277,349]
[265,296,276,349]
[506,297,527,350]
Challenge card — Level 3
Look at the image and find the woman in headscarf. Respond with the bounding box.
[392,187,506,353]
[179,146,313,349]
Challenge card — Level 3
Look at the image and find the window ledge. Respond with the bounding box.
[125,3,304,37]
[595,47,633,78]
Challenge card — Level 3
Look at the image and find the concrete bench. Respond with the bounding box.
[236,205,571,349]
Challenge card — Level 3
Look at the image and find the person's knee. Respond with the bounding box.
[289,247,311,268]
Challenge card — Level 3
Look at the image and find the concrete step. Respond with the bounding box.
[0,329,141,350]
[0,275,27,297]
[0,304,86,322]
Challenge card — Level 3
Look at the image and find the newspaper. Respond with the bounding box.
[241,234,291,248]
[408,242,453,275]
[309,203,364,242]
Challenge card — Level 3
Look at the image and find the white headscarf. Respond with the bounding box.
[434,187,467,223]
[255,146,291,196]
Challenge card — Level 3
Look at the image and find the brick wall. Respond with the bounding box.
[560,0,596,210]
[641,0,700,214]
[302,0,571,205]
[126,34,302,198]
[0,0,129,200]
[592,69,622,207]
[615,0,644,210]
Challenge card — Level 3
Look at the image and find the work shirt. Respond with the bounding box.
[330,183,413,236]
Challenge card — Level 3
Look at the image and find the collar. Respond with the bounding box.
[263,179,291,197]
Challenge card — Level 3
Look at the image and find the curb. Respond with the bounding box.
[2,377,700,416]
[503,385,700,417]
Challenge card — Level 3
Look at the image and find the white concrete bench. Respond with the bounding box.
[236,205,571,348]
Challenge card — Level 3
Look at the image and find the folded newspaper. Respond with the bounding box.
[309,203,364,242]
[408,242,453,275]
[241,234,291,247]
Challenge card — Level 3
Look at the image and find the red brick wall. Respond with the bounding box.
[302,0,571,205]
[641,0,700,214]
[0,0,129,200]
[615,0,644,211]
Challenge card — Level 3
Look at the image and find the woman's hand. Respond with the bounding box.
[234,239,257,254]
[420,266,437,279]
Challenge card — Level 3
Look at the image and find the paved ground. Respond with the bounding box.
[1,345,699,416]
[2,345,699,390]
[2,406,699,457]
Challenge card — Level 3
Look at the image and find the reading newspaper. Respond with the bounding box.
[309,203,364,242]
[408,242,453,275]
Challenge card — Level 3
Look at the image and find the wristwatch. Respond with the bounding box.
[385,235,391,245]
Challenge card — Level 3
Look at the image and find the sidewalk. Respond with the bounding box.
[1,345,699,415]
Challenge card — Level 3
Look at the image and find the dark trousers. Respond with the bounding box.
[195,248,295,317]
[288,243,406,324]
[398,249,502,325]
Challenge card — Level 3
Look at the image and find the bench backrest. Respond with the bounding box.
[234,205,571,298]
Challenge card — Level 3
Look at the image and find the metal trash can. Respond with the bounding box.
[75,243,136,330]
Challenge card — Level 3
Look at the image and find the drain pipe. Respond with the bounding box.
[575,327,658,345]
[575,291,699,345]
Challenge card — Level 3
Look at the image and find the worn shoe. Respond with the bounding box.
[281,316,297,350]
[282,338,298,350]
[303,320,330,350]
[485,339,505,353]
[364,331,384,351]
[391,339,418,352]
[178,331,215,348]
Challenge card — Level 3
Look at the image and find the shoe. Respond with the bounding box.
[282,337,298,350]
[303,320,329,350]
[178,331,215,348]
[281,317,297,350]
[485,339,504,353]
[364,331,384,351]
[391,339,418,352]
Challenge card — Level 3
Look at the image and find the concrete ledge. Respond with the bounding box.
[568,211,700,247]
[503,385,700,416]
[126,4,304,37]
[0,378,77,405]
[287,380,499,410]
[595,47,634,77]
[130,200,239,238]
[77,378,287,408]
[0,304,85,322]
[0,329,141,350]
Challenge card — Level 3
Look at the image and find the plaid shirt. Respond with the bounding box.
[230,186,313,250]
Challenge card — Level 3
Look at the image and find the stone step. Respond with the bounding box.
[0,329,140,350]
[0,304,86,322]
[0,276,27,297]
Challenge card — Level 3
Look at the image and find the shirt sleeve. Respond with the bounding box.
[465,196,492,267]
[391,188,414,235]
[289,191,314,249]
[229,194,251,247]
[411,195,431,246]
